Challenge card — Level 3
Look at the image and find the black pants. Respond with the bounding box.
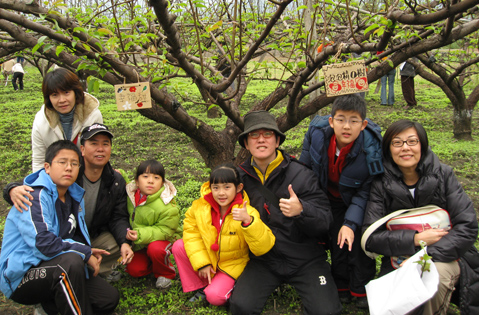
[230,257,342,315]
[10,253,119,315]
[12,72,23,90]
[329,211,376,296]
[401,75,416,106]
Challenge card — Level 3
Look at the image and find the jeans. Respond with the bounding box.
[380,68,396,105]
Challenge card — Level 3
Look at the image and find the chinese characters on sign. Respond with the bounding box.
[322,60,369,97]
[114,82,152,111]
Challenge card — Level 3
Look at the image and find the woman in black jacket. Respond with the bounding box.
[363,119,478,315]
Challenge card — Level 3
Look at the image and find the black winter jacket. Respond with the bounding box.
[76,162,130,246]
[3,162,130,247]
[238,151,333,275]
[452,246,479,314]
[363,148,478,275]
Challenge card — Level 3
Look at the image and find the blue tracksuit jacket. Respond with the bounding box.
[0,169,91,298]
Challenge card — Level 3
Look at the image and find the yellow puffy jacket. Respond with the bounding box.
[183,182,275,280]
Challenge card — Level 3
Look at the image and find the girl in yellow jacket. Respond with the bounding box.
[172,164,275,306]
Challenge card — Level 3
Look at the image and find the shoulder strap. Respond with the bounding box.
[363,118,384,176]
[361,204,441,259]
[247,179,280,210]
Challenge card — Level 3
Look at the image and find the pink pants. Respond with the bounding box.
[172,239,235,306]
[126,240,176,279]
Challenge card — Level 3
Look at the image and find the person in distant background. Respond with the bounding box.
[11,62,24,91]
[400,60,417,110]
[377,51,396,106]
[16,56,25,66]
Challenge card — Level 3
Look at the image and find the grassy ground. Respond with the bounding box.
[0,67,477,314]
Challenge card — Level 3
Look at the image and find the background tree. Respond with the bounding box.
[0,0,478,168]
[412,42,479,140]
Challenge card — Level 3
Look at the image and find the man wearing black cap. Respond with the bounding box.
[4,123,134,282]
[230,111,342,315]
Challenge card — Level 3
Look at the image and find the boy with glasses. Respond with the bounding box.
[0,140,119,314]
[300,94,383,309]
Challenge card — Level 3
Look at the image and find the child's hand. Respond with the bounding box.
[337,225,354,251]
[232,201,251,225]
[126,229,138,241]
[198,265,216,284]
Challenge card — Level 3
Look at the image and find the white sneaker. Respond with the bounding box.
[155,276,172,289]
[33,304,48,315]
[106,270,122,283]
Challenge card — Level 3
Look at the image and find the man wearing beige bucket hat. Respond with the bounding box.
[230,111,342,315]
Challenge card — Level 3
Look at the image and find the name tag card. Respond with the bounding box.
[114,82,152,111]
[323,60,369,97]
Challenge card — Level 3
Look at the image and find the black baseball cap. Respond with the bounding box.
[80,123,114,144]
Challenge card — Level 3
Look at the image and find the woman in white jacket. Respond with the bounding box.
[31,68,103,171]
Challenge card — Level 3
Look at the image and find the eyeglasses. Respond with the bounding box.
[52,160,81,168]
[391,138,420,147]
[332,117,363,126]
[248,131,275,139]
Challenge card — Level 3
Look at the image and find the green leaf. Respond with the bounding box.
[37,36,47,45]
[32,40,45,54]
[73,26,87,34]
[364,24,379,34]
[375,28,385,37]
[77,62,88,71]
[206,20,222,32]
[97,28,114,36]
[82,43,91,51]
[43,44,54,53]
[56,45,65,56]
[93,80,100,94]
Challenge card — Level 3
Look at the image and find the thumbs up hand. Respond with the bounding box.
[232,201,252,225]
[279,184,303,217]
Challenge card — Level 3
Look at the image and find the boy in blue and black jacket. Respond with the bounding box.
[0,140,119,314]
[299,94,383,308]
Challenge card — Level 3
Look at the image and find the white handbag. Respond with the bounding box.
[361,204,451,261]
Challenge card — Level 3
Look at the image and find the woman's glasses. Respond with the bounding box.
[391,138,419,147]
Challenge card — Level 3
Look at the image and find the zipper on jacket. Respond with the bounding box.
[131,205,137,222]
[215,214,234,279]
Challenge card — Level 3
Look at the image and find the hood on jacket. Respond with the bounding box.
[125,179,177,207]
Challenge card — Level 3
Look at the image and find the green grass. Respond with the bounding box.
[0,66,477,314]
